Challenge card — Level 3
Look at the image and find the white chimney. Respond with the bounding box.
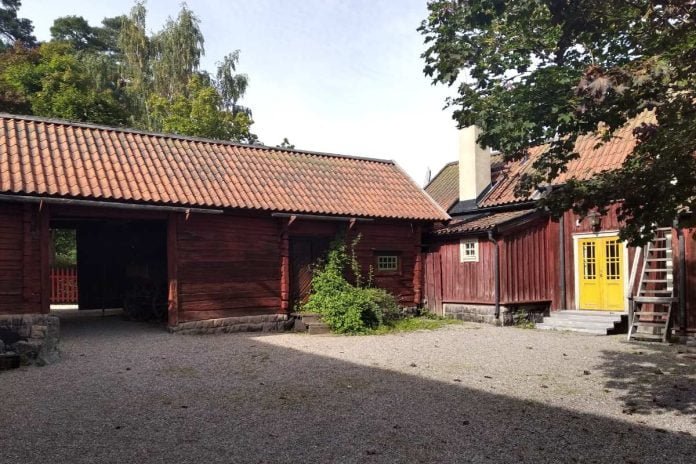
[458,125,491,202]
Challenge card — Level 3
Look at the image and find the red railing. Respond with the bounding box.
[50,267,78,304]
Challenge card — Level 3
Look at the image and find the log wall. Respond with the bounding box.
[176,213,282,323]
[0,202,46,315]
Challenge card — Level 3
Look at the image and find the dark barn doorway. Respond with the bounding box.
[52,218,168,322]
[290,236,331,309]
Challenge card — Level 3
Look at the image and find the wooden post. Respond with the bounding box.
[413,224,423,306]
[39,205,50,314]
[280,219,290,313]
[167,213,179,327]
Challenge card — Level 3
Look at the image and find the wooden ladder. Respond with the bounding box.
[628,228,677,342]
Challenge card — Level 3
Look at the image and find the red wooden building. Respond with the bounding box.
[424,113,696,336]
[0,114,448,332]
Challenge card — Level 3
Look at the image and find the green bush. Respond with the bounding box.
[302,235,400,334]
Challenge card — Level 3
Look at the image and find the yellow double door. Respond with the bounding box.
[577,236,625,311]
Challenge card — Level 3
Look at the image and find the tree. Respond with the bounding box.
[50,16,104,51]
[0,0,35,50]
[149,75,255,142]
[2,42,127,124]
[150,4,204,99]
[420,1,696,244]
[277,138,295,149]
[216,51,249,114]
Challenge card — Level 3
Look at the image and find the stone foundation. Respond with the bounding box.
[0,314,60,366]
[444,303,549,326]
[506,304,549,326]
[444,303,506,325]
[170,314,293,335]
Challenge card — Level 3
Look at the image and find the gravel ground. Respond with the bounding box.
[1,316,695,464]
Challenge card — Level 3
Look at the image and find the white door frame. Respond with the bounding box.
[572,231,630,312]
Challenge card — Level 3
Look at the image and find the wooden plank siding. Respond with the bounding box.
[683,227,696,331]
[432,238,496,305]
[560,206,637,311]
[175,214,422,322]
[0,202,46,314]
[500,218,558,307]
[348,222,420,307]
[176,213,282,322]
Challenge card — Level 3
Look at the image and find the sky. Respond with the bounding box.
[19,0,460,185]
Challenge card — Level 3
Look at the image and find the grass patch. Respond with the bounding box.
[368,316,462,335]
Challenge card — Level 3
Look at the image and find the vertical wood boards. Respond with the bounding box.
[167,213,179,327]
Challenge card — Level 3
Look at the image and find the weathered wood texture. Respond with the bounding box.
[0,202,44,314]
[673,226,696,332]
[167,213,179,327]
[427,238,496,305]
[176,214,282,322]
[500,218,557,307]
[348,222,420,306]
[423,250,443,314]
[560,207,636,311]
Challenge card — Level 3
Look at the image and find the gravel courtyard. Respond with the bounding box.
[1,316,695,463]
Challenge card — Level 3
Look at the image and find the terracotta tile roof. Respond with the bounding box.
[432,209,536,236]
[0,114,449,221]
[480,111,654,207]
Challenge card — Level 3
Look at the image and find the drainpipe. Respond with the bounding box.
[487,230,501,321]
[676,221,687,336]
[559,216,566,309]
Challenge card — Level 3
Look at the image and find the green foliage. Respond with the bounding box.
[277,137,295,149]
[0,0,36,50]
[149,75,255,142]
[302,236,401,334]
[50,16,104,52]
[52,229,76,267]
[2,42,127,124]
[420,1,696,245]
[369,315,461,335]
[0,2,257,143]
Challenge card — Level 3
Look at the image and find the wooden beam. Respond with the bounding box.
[167,213,180,327]
[413,224,423,306]
[39,205,50,314]
[280,219,290,313]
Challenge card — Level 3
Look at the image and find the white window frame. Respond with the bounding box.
[460,239,479,263]
[376,254,399,272]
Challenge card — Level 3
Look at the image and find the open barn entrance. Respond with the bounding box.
[50,218,168,322]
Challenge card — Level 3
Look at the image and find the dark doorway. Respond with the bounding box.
[52,219,168,321]
[290,236,331,309]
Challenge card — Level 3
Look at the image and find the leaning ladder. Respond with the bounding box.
[628,228,678,342]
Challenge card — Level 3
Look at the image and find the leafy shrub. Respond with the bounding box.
[302,235,400,334]
[363,287,401,324]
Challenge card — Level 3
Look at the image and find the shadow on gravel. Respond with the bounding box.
[596,344,696,419]
[1,317,695,464]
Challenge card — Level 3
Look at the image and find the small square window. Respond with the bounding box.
[460,239,479,262]
[376,254,399,272]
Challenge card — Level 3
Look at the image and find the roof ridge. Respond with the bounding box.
[0,112,395,165]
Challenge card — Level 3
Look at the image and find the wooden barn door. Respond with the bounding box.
[423,250,443,315]
[290,237,331,310]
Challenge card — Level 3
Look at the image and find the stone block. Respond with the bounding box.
[30,325,47,339]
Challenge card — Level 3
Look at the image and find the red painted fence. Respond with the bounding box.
[50,267,78,304]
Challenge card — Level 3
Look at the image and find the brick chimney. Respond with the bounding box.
[458,125,491,202]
